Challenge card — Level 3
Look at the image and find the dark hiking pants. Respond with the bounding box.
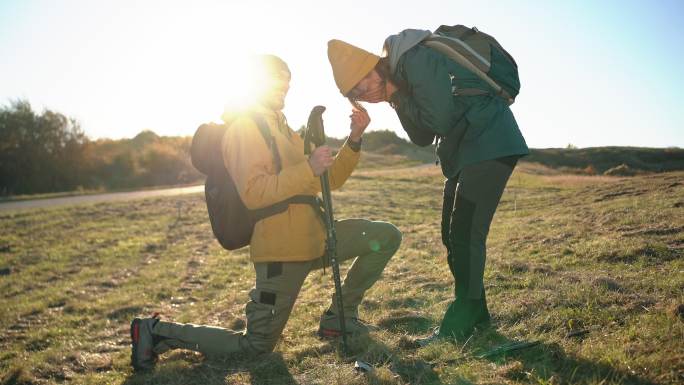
[442,155,518,300]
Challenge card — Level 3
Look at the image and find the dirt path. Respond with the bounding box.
[0,184,204,212]
[0,164,437,213]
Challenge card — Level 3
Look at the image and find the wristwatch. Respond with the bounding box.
[347,137,362,152]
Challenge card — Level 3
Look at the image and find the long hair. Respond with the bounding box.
[374,56,391,81]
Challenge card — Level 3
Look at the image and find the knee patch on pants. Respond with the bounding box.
[244,288,295,354]
[373,222,403,254]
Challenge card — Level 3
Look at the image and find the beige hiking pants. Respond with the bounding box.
[152,219,401,357]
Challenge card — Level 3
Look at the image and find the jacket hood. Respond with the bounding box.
[383,29,432,74]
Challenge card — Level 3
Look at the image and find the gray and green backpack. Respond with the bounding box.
[424,25,520,105]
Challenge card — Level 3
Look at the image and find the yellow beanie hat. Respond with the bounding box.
[327,39,380,96]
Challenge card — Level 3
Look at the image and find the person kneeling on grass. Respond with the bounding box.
[129,54,402,371]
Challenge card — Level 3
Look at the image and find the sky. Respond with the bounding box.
[0,0,682,148]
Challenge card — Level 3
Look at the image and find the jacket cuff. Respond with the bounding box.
[346,137,362,152]
[337,139,362,162]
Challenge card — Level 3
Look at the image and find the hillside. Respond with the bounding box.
[328,130,437,165]
[526,147,684,175]
[3,116,682,198]
[335,130,684,175]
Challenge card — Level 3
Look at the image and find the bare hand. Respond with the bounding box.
[349,108,370,142]
[308,146,333,176]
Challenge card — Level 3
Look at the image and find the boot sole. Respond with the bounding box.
[317,327,371,339]
[130,318,142,371]
[317,327,343,339]
[130,318,155,372]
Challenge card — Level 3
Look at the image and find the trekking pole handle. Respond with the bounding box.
[304,105,327,154]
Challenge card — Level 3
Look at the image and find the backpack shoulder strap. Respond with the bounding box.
[424,36,514,105]
[250,195,324,223]
[249,113,283,173]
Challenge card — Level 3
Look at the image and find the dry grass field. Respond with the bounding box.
[1,162,682,385]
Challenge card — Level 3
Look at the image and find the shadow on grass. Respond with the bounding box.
[376,312,433,334]
[463,328,658,385]
[307,333,451,385]
[122,351,298,385]
[117,324,658,384]
[368,312,660,384]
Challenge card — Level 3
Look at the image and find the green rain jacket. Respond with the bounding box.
[386,29,529,178]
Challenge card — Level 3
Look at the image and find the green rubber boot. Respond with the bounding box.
[438,296,484,340]
[476,290,491,328]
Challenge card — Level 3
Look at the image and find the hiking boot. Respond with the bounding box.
[438,296,482,341]
[476,291,492,327]
[476,306,492,328]
[317,310,374,338]
[130,313,161,371]
[416,296,491,348]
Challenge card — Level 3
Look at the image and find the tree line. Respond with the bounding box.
[4,100,680,196]
[0,100,202,196]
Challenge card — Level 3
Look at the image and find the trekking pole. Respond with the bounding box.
[304,105,348,355]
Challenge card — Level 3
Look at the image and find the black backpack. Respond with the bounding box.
[191,114,321,250]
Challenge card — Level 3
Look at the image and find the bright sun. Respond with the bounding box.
[177,51,275,126]
[222,56,263,112]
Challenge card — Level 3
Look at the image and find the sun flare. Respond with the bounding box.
[220,56,276,115]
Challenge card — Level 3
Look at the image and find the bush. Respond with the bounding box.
[1,100,203,196]
[0,100,89,195]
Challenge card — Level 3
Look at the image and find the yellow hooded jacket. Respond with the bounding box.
[221,105,360,262]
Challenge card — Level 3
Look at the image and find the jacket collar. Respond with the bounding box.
[251,104,289,136]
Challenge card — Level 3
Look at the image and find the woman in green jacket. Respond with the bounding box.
[327,29,529,340]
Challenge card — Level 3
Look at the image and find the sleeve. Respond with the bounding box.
[222,117,317,210]
[302,137,361,193]
[390,45,462,139]
[328,138,361,190]
[392,102,436,146]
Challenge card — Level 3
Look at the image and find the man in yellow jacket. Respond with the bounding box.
[130,55,401,370]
